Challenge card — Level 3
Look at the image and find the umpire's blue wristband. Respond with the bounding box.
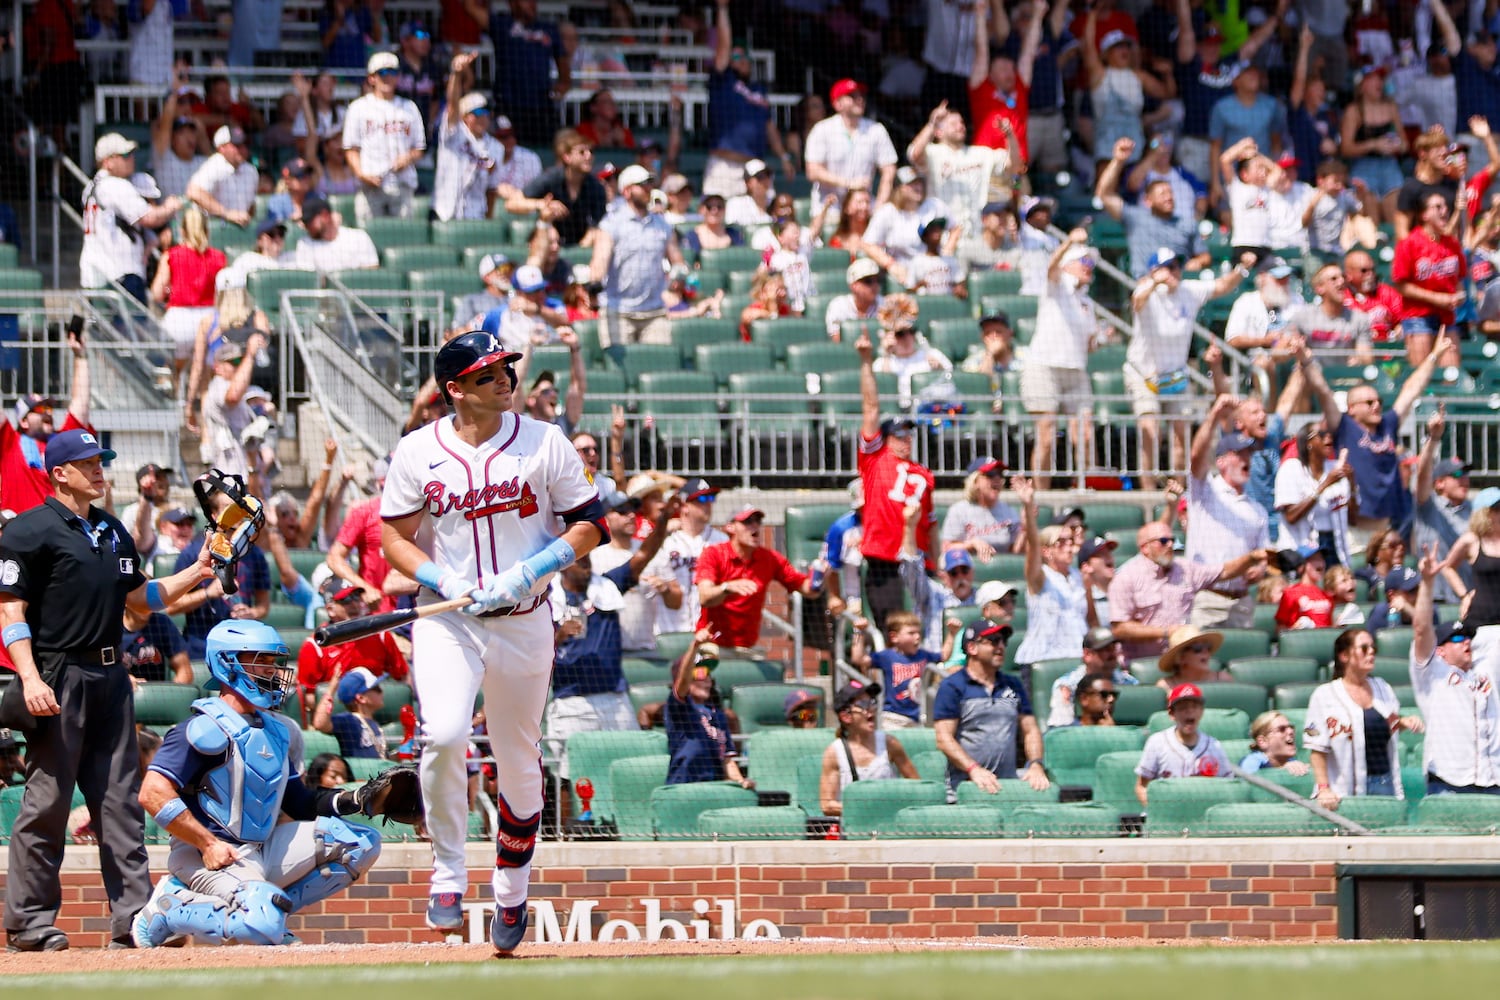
[524,537,577,578]
[415,562,445,591]
[2,623,30,648]
[153,798,188,828]
[144,580,167,612]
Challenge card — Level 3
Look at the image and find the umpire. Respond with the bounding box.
[0,430,214,951]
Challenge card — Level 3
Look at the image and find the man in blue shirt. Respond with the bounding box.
[933,618,1048,801]
[589,164,683,366]
[312,665,387,760]
[481,0,571,147]
[704,0,792,198]
[1207,64,1286,205]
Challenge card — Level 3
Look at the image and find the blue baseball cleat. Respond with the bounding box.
[426,892,465,931]
[490,903,528,954]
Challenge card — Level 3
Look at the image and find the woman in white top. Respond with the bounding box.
[1081,13,1167,165]
[1274,420,1353,567]
[1012,476,1092,666]
[818,680,919,816]
[1304,628,1422,810]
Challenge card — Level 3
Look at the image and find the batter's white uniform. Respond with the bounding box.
[644,526,727,634]
[432,118,504,222]
[381,411,598,907]
[79,171,149,287]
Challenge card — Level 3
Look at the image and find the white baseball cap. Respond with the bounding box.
[494,114,514,133]
[478,252,509,278]
[846,258,882,284]
[617,164,654,188]
[94,133,137,162]
[513,265,547,293]
[458,92,488,116]
[743,158,771,178]
[213,125,247,148]
[367,51,400,74]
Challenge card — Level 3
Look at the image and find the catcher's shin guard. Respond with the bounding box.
[281,817,382,912]
[494,793,540,869]
[138,880,291,947]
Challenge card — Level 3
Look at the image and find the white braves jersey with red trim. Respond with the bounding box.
[381,412,598,600]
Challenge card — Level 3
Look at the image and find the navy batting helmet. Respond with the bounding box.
[433,331,522,403]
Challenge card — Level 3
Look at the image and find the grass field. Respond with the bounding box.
[6,943,1500,999]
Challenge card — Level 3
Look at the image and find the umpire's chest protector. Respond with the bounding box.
[187,699,290,844]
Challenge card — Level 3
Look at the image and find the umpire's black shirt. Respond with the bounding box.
[0,497,145,650]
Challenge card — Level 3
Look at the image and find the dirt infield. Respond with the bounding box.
[0,934,1334,973]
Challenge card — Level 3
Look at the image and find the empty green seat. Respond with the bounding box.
[563,730,668,822]
[840,779,947,839]
[382,244,460,272]
[750,317,828,363]
[1077,503,1145,535]
[301,728,341,761]
[637,370,718,400]
[1145,707,1250,741]
[744,728,836,809]
[956,777,1061,817]
[348,758,395,780]
[409,266,476,302]
[729,683,822,733]
[263,604,308,630]
[1007,803,1122,838]
[1029,657,1079,714]
[1273,682,1320,713]
[698,805,807,840]
[1335,795,1408,829]
[729,371,815,436]
[910,749,950,783]
[628,683,671,715]
[1371,656,1409,685]
[133,682,200,726]
[1199,682,1270,718]
[247,268,318,316]
[326,268,404,293]
[890,804,1003,838]
[967,269,1022,298]
[1198,802,1336,837]
[914,296,974,324]
[611,344,681,388]
[372,681,414,725]
[699,246,763,275]
[711,658,784,693]
[670,316,739,366]
[431,218,512,248]
[608,754,670,840]
[1112,685,1167,726]
[361,217,431,249]
[694,342,774,387]
[1276,628,1342,665]
[1414,794,1500,832]
[651,782,758,839]
[1227,656,1319,687]
[1142,777,1251,836]
[1375,628,1414,657]
[787,341,860,375]
[783,503,848,565]
[980,293,1037,321]
[926,317,980,363]
[1043,725,1146,788]
[1212,628,1274,661]
[623,658,671,686]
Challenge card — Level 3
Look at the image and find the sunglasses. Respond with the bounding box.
[1152,536,1174,546]
[410,28,430,39]
[375,68,400,78]
[469,107,491,117]
[789,707,818,720]
[855,276,881,285]
[692,495,716,504]
[576,444,599,453]
[1271,724,1295,733]
[1185,643,1213,654]
[888,429,913,440]
[1088,690,1118,700]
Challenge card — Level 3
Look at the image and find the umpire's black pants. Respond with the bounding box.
[4,662,149,940]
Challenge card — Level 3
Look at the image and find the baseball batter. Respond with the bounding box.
[380,330,605,953]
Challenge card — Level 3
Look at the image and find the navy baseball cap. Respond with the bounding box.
[943,549,973,571]
[1216,431,1257,456]
[1078,534,1118,564]
[880,416,917,436]
[45,429,115,472]
[961,618,1013,647]
[833,678,881,712]
[1384,567,1420,593]
[337,666,383,708]
[967,456,1005,475]
[1436,620,1474,644]
[1434,458,1469,479]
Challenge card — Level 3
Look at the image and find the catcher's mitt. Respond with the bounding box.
[355,763,424,825]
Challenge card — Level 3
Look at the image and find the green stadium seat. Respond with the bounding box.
[1276,628,1342,665]
[788,341,861,376]
[726,269,759,294]
[1251,603,1280,636]
[980,293,1038,321]
[637,376,723,442]
[794,753,826,813]
[301,729,341,761]
[558,368,626,419]
[956,777,1061,817]
[745,728,838,809]
[610,344,682,388]
[1142,777,1251,836]
[1145,707,1249,741]
[750,317,827,363]
[729,371,817,440]
[409,267,476,304]
[694,342,774,387]
[623,657,671,686]
[1227,656,1318,687]
[1414,794,1500,832]
[1043,725,1146,788]
[372,681,414,725]
[1112,685,1166,726]
[1273,682,1320,714]
[1091,750,1144,813]
[247,268,318,317]
[1090,370,1130,415]
[967,270,1023,299]
[710,658,784,693]
[1375,628,1414,657]
[1007,803,1122,838]
[1,784,25,842]
[361,217,431,249]
[326,268,405,293]
[670,316,740,367]
[926,317,979,364]
[1335,795,1408,829]
[1242,762,1316,802]
[970,553,1026,586]
[728,683,821,733]
[628,683,671,715]
[608,754,670,840]
[1372,657,1409,685]
[1086,343,1128,374]
[910,370,992,403]
[461,244,529,273]
[431,218,512,248]
[837,318,884,343]
[1029,657,1079,715]
[910,750,950,783]
[348,758,395,780]
[840,779,947,839]
[281,629,313,653]
[1198,802,1335,837]
[784,504,847,565]
[562,730,667,821]
[914,296,974,324]
[1078,503,1145,535]
[263,605,307,630]
[651,782,758,839]
[134,682,200,726]
[1199,682,1270,718]
[891,803,1003,838]
[699,246,764,275]
[382,244,460,272]
[698,805,808,840]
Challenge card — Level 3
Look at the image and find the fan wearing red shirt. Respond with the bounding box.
[968,0,1034,161]
[330,461,394,611]
[1341,249,1405,344]
[1392,190,1466,366]
[694,505,820,649]
[296,579,410,717]
[0,332,93,513]
[854,332,936,634]
[1275,547,1333,631]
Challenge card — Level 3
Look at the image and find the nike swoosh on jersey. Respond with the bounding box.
[429,460,446,469]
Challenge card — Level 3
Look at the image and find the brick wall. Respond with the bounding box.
[7,837,1470,948]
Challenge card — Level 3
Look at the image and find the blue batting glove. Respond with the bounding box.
[486,563,538,607]
[434,569,474,603]
[463,584,502,616]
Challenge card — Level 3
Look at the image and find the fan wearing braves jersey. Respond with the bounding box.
[432,53,505,222]
[855,332,937,633]
[1134,682,1232,805]
[642,478,727,635]
[379,330,606,954]
[344,52,427,226]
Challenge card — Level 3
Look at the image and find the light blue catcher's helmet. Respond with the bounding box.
[204,620,294,710]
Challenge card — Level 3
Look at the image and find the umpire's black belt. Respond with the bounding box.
[44,645,118,666]
[478,593,549,619]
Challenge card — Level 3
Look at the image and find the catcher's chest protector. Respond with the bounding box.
[187,698,290,844]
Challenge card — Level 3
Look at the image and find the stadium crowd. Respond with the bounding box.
[6,0,1500,882]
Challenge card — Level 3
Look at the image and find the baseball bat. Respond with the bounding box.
[314,596,474,647]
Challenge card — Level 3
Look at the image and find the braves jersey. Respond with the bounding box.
[79,172,149,286]
[380,412,598,600]
[433,117,503,221]
[644,526,728,634]
[1135,727,1232,780]
[1392,228,1465,325]
[858,435,936,563]
[342,94,426,188]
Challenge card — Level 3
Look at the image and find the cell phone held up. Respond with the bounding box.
[66,315,84,346]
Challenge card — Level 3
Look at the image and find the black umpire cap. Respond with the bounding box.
[433,331,522,403]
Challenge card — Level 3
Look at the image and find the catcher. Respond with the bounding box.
[132,620,422,948]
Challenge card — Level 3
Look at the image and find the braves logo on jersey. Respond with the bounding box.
[422,477,541,520]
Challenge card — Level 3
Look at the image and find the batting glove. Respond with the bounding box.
[484,562,539,608]
[434,569,475,603]
[463,584,505,616]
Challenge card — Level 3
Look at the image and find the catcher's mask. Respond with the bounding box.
[193,468,265,596]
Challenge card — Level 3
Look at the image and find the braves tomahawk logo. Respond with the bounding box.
[422,477,541,520]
